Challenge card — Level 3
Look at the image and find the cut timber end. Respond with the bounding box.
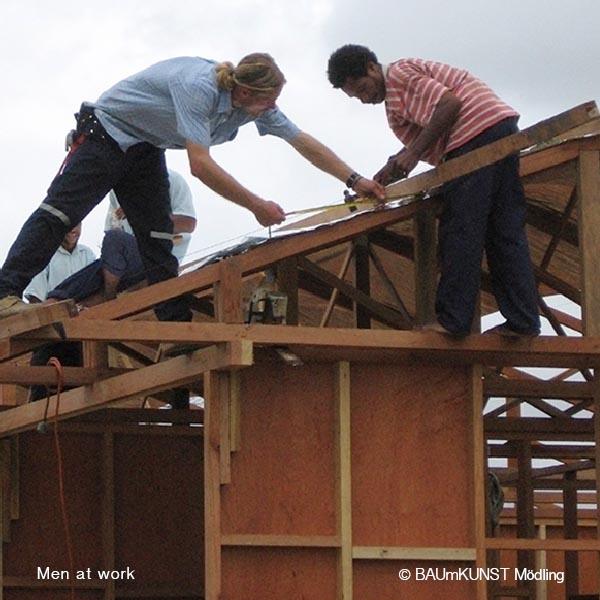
[0,300,76,341]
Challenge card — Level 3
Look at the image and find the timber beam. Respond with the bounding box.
[385,101,599,199]
[0,340,252,438]
[13,321,600,368]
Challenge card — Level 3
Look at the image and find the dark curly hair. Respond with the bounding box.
[327,44,379,88]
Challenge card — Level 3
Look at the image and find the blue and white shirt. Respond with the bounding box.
[90,57,301,151]
[24,244,96,301]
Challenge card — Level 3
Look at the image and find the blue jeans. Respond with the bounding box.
[48,230,147,302]
[0,108,191,322]
[436,117,540,335]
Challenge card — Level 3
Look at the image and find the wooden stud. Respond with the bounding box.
[276,257,299,325]
[102,432,115,600]
[335,362,352,600]
[221,534,341,548]
[485,538,600,551]
[413,204,438,325]
[320,244,354,328]
[214,260,243,324]
[299,257,410,329]
[229,371,241,452]
[0,299,75,340]
[204,371,222,600]
[577,150,600,335]
[219,373,231,485]
[595,369,600,591]
[516,441,536,597]
[9,437,18,521]
[534,524,548,600]
[352,546,476,561]
[563,470,579,597]
[0,341,252,437]
[471,365,487,600]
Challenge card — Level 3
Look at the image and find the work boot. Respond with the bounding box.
[0,295,40,320]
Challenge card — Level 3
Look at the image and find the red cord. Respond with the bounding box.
[47,357,76,600]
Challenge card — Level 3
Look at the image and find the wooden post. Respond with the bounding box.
[595,370,600,592]
[563,471,579,598]
[276,257,299,325]
[413,205,438,326]
[353,236,370,329]
[577,150,600,336]
[214,260,243,324]
[535,524,548,600]
[516,441,536,598]
[204,371,222,600]
[219,374,231,485]
[471,365,487,600]
[102,432,115,600]
[335,362,352,600]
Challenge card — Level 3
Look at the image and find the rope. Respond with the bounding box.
[45,357,77,600]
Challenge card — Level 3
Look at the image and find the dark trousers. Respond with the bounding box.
[29,342,83,402]
[0,111,191,322]
[48,230,147,302]
[436,117,540,335]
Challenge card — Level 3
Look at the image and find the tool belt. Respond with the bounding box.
[65,104,107,150]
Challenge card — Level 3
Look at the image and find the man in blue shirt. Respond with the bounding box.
[0,53,385,322]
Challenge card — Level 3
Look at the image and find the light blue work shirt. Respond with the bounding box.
[90,57,301,151]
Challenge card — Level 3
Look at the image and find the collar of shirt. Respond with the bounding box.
[216,87,233,115]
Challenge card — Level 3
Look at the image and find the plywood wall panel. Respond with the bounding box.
[221,363,337,536]
[353,560,476,600]
[350,363,474,547]
[221,547,337,600]
[4,432,103,575]
[113,433,204,591]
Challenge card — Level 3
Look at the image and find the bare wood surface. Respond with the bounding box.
[214,260,243,323]
[385,101,599,199]
[485,538,600,551]
[484,375,594,399]
[0,300,75,340]
[77,199,425,321]
[335,362,353,600]
[577,150,600,335]
[298,256,410,329]
[220,534,341,547]
[204,371,222,600]
[352,546,476,561]
[0,365,123,386]
[0,341,253,437]
[19,320,600,369]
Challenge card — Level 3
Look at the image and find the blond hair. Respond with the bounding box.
[215,53,285,94]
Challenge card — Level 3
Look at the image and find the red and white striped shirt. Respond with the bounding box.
[384,58,518,165]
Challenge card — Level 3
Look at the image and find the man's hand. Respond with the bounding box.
[374,148,419,185]
[252,199,286,227]
[353,178,386,203]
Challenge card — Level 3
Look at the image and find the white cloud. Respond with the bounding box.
[0,0,598,267]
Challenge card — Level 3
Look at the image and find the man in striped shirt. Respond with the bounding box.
[327,44,540,338]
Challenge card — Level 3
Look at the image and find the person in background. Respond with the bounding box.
[48,169,196,302]
[24,224,95,402]
[24,223,95,303]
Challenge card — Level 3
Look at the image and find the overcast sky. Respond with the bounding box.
[1,0,598,265]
